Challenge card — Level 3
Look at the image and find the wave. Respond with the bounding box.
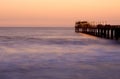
[0,35,120,46]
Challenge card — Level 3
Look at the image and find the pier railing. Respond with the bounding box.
[75,21,120,40]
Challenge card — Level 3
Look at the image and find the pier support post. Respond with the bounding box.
[115,27,119,40]
[111,29,114,39]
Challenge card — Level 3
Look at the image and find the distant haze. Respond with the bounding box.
[0,0,120,27]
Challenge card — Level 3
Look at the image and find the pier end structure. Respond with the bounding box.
[75,21,120,40]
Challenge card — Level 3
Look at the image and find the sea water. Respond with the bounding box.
[0,27,120,79]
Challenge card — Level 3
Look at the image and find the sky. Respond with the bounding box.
[0,0,120,27]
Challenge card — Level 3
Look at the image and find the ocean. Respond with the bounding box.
[0,27,120,79]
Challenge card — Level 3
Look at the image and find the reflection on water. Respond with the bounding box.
[0,27,120,79]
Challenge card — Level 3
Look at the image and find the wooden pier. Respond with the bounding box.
[75,21,120,40]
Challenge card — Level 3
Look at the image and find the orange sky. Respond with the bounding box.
[0,0,120,27]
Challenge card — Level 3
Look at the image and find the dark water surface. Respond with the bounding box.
[0,27,120,79]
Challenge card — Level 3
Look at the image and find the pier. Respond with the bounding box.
[75,21,120,40]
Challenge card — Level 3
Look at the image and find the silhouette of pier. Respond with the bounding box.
[75,21,120,40]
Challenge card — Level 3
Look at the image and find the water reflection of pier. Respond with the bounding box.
[75,21,120,40]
